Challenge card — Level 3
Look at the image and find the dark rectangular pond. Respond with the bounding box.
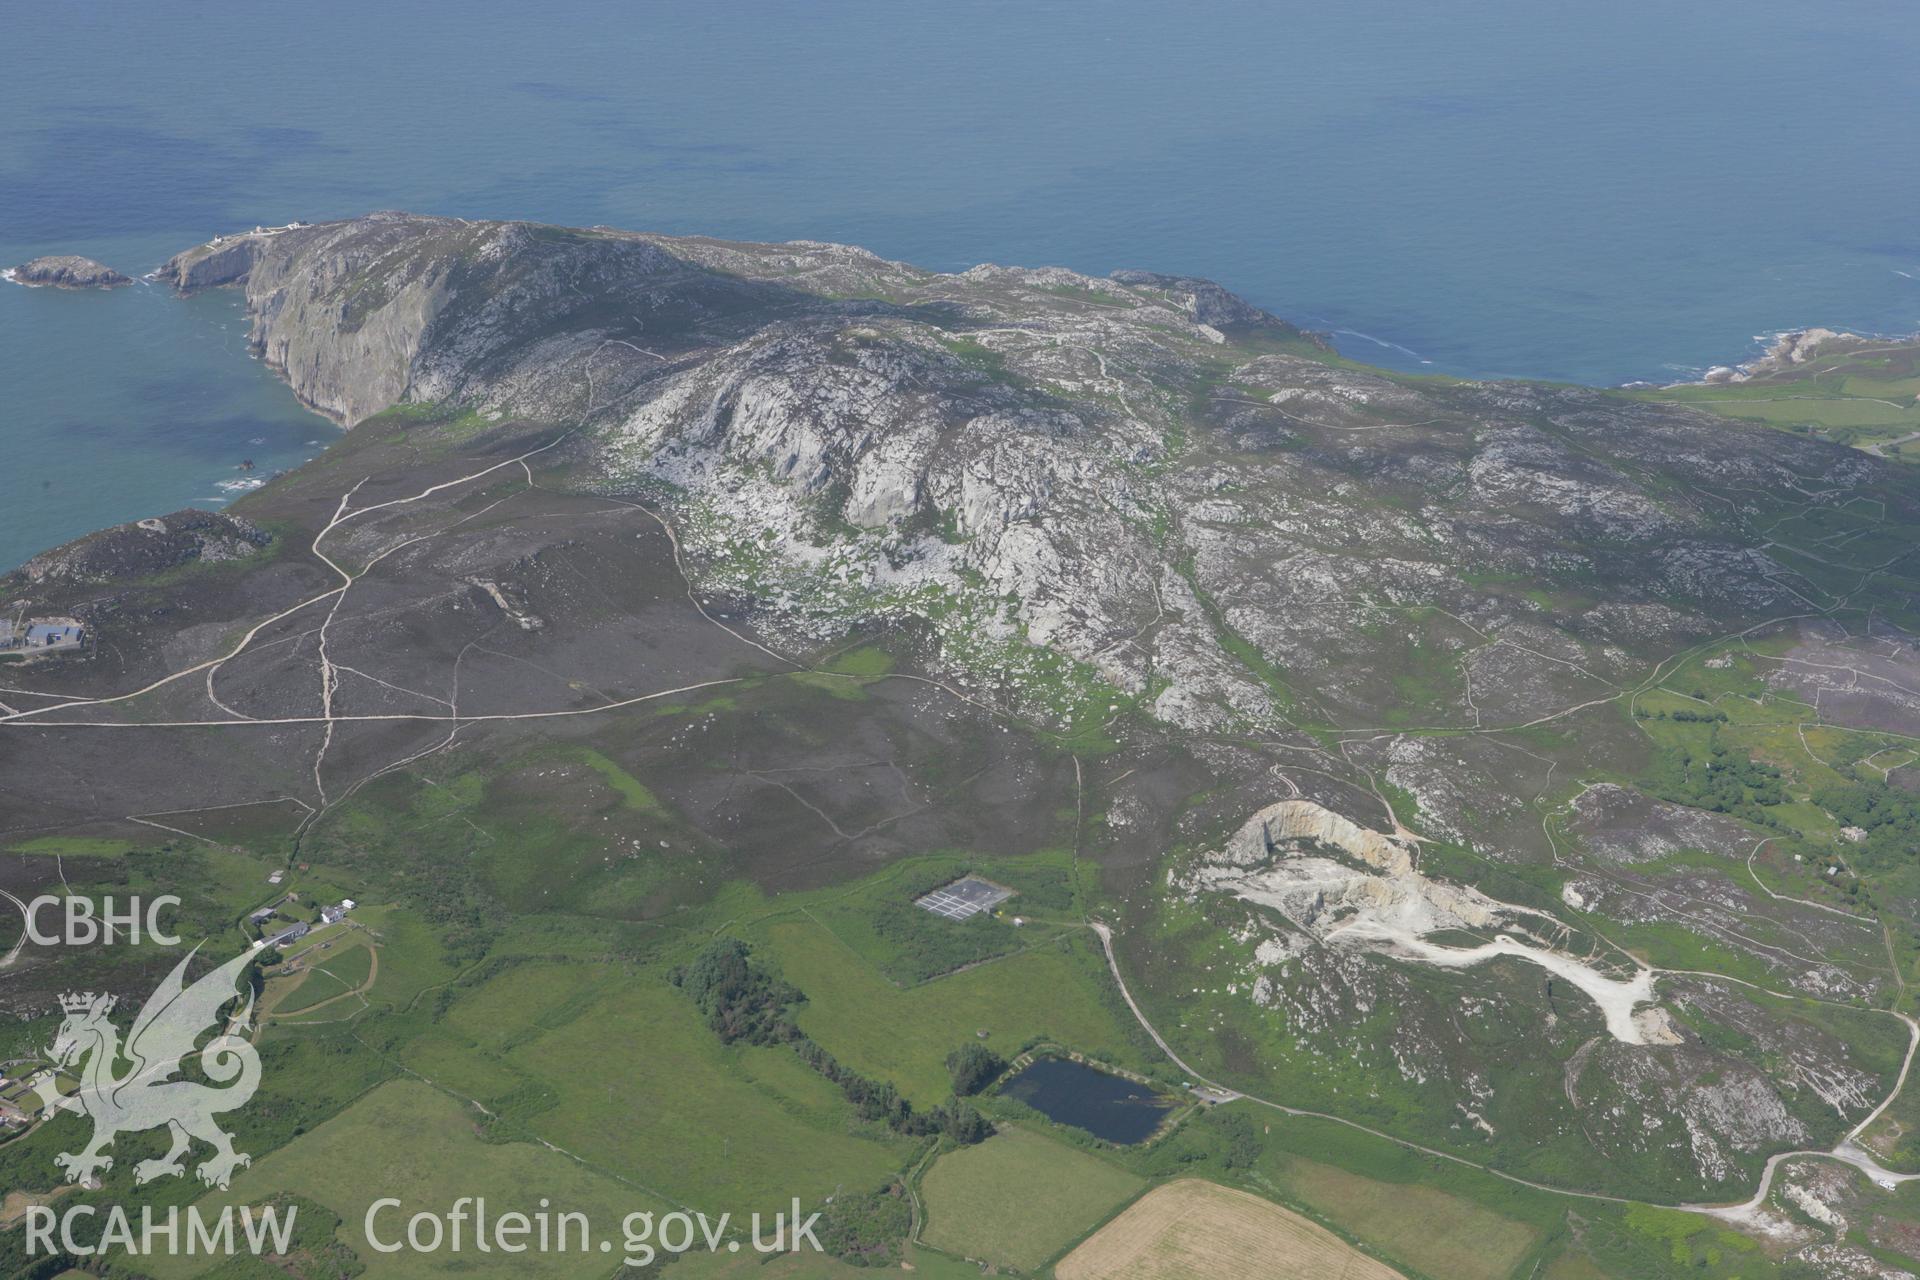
[997,1056,1175,1144]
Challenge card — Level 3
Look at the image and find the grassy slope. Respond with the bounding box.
[754,917,1142,1107]
[444,959,909,1218]
[1631,335,1920,461]
[141,1080,652,1280]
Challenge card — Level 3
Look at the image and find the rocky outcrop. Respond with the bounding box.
[7,510,271,587]
[1186,799,1513,942]
[1688,327,1888,385]
[156,213,1916,745]
[1108,268,1294,330]
[7,255,131,289]
[1221,799,1420,876]
[1186,799,1672,1045]
[156,214,756,426]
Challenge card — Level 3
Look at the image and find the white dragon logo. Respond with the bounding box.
[48,945,261,1189]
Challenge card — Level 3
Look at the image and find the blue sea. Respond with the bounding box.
[4,0,1917,570]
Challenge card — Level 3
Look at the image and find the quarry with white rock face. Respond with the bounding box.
[5,212,1918,1218]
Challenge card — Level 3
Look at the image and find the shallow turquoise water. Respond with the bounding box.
[3,0,1917,568]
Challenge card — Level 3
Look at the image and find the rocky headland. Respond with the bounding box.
[153,213,1903,744]
[1689,327,1895,385]
[0,212,1912,1207]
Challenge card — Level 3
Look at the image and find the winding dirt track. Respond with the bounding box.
[1089,921,1920,1218]
[2,356,1915,1229]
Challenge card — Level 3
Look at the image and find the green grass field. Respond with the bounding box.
[1,836,136,857]
[1631,357,1920,459]
[752,918,1143,1106]
[1272,1152,1539,1280]
[146,1079,653,1280]
[917,1125,1143,1270]
[355,905,464,1010]
[397,1022,535,1106]
[440,958,909,1218]
[757,846,1084,986]
[273,940,376,1015]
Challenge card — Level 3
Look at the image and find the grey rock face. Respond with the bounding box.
[8,255,131,289]
[158,213,1916,747]
[158,215,710,425]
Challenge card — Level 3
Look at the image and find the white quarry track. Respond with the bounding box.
[1189,799,1673,1046]
[1695,1012,1920,1228]
[1088,920,1647,1206]
[1329,921,1658,1044]
[1117,794,1920,1219]
[1092,919,1920,1220]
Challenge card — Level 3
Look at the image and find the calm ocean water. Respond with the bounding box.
[3,0,1917,569]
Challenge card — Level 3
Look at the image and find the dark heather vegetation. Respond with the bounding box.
[671,938,993,1144]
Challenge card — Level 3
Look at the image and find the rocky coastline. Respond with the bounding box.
[1680,326,1901,386]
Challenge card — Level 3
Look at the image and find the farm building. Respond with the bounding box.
[258,921,310,950]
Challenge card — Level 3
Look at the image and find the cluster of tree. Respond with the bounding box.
[1646,734,1784,823]
[812,1182,914,1268]
[793,1036,995,1144]
[671,937,801,1046]
[1813,777,1920,866]
[792,1037,905,1123]
[672,938,993,1145]
[1634,706,1728,723]
[947,1042,1008,1096]
[795,1035,995,1142]
[1213,1109,1266,1170]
